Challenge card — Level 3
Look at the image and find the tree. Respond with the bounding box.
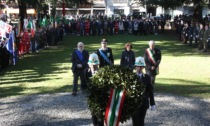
[45,0,90,27]
[148,0,210,22]
[6,0,41,32]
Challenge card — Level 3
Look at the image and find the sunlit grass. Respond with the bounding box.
[0,30,210,98]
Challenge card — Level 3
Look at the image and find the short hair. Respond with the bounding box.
[77,42,84,46]
[149,40,155,46]
[124,42,132,49]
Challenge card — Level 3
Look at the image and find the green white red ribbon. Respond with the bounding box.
[146,48,159,75]
[146,48,156,65]
[105,88,126,126]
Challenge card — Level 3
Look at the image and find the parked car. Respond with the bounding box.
[127,12,147,20]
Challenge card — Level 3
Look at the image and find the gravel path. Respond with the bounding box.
[0,92,210,126]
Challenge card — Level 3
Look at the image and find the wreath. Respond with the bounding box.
[87,65,145,123]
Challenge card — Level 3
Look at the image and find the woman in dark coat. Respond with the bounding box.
[120,42,135,69]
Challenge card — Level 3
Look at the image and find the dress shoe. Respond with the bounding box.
[72,92,77,96]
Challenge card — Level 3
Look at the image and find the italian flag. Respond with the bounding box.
[105,89,126,126]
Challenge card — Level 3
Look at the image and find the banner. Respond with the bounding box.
[0,20,12,39]
[24,19,28,29]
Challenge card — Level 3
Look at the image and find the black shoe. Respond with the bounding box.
[203,50,207,52]
[72,92,77,96]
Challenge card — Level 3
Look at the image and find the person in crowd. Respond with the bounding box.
[193,22,200,48]
[96,39,114,68]
[202,24,210,52]
[120,42,135,69]
[118,20,124,34]
[114,19,119,34]
[0,37,10,69]
[181,23,189,44]
[133,19,139,35]
[188,23,195,46]
[198,23,204,50]
[160,17,166,33]
[144,40,161,85]
[132,56,156,126]
[71,42,89,96]
[83,53,103,126]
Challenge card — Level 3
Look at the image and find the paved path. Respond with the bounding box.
[0,93,210,126]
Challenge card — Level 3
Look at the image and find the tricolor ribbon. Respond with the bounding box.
[105,88,126,126]
[146,48,156,65]
[146,48,159,75]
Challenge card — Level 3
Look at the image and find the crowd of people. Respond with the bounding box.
[0,11,169,70]
[0,19,64,70]
[71,39,162,126]
[64,17,166,36]
[174,14,210,52]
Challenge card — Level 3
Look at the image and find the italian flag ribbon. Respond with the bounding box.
[146,48,156,65]
[146,48,159,75]
[105,88,126,126]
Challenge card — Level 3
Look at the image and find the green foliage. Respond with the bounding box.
[148,0,183,9]
[87,65,145,123]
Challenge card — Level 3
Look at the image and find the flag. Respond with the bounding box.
[6,31,18,65]
[50,16,54,23]
[41,17,48,27]
[24,19,28,29]
[27,20,33,29]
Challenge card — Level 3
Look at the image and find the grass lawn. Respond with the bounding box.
[0,30,210,99]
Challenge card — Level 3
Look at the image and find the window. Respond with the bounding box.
[113,0,128,3]
[114,9,124,15]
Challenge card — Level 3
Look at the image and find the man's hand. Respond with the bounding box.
[151,66,155,70]
[151,105,156,110]
[77,64,82,68]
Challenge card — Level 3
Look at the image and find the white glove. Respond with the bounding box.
[151,105,156,110]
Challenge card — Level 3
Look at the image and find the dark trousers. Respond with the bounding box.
[150,75,156,85]
[92,115,104,126]
[132,106,147,126]
[146,69,156,85]
[73,69,86,92]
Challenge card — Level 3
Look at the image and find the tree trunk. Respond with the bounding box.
[18,0,27,32]
[193,0,203,23]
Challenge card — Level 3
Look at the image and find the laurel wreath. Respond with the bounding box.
[87,65,145,123]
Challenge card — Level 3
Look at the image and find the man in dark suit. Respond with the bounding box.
[144,40,161,85]
[132,56,156,126]
[71,42,89,96]
[96,39,114,68]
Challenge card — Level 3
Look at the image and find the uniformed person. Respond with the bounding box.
[132,56,156,126]
[83,53,104,126]
[198,23,204,50]
[202,24,210,52]
[96,39,114,68]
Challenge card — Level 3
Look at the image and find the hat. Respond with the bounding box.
[134,57,145,67]
[88,53,99,65]
[101,38,107,43]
